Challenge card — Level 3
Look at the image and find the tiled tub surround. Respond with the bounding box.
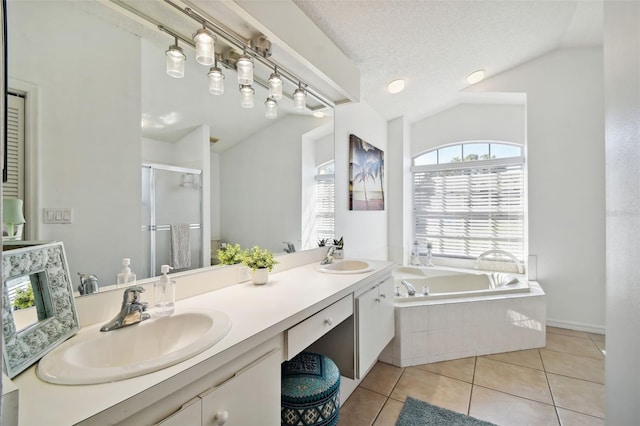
[380,267,545,367]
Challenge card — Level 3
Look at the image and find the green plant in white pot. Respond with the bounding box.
[241,246,279,285]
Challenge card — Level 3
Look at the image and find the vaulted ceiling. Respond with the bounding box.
[294,0,603,122]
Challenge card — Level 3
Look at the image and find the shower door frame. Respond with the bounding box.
[142,162,203,277]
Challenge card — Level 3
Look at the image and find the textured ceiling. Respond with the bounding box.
[294,0,603,122]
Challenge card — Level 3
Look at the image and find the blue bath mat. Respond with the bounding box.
[396,397,497,426]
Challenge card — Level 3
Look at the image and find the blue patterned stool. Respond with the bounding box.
[281,352,340,426]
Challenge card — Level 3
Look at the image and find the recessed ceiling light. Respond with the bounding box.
[387,79,405,94]
[313,111,325,118]
[466,69,485,85]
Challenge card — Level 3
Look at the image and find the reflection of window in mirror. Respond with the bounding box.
[316,160,335,242]
[5,92,27,235]
[6,271,53,332]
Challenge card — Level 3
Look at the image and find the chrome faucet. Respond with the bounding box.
[320,246,336,265]
[100,286,151,332]
[399,280,417,296]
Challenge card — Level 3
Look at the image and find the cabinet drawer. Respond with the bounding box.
[286,294,353,360]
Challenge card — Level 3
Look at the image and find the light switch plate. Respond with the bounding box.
[43,208,73,224]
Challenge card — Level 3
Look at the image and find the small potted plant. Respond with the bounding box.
[241,245,279,285]
[217,243,243,265]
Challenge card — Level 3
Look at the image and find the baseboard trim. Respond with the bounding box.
[546,318,605,335]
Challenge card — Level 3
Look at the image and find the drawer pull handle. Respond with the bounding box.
[379,293,386,299]
[324,317,333,326]
[214,410,229,425]
[375,298,380,302]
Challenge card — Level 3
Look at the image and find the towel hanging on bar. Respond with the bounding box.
[170,224,191,269]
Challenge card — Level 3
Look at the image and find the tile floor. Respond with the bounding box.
[338,326,605,426]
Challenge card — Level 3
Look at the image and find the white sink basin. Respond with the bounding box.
[37,309,232,385]
[317,259,374,274]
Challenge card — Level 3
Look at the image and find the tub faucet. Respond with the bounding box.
[320,246,336,265]
[400,280,417,296]
[100,286,150,332]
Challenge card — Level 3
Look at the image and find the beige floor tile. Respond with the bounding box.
[547,327,590,339]
[389,367,472,415]
[556,408,605,426]
[588,333,605,342]
[540,349,604,384]
[592,339,605,354]
[474,357,553,404]
[360,362,404,397]
[545,333,604,359]
[484,349,544,370]
[469,385,559,426]
[414,356,476,383]
[372,398,404,426]
[547,373,605,419]
[338,387,386,426]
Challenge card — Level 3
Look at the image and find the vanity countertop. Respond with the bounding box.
[12,259,394,426]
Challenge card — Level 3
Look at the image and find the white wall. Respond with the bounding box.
[334,102,388,260]
[469,48,605,331]
[411,103,526,156]
[8,1,142,284]
[387,117,411,264]
[219,115,330,252]
[604,2,640,422]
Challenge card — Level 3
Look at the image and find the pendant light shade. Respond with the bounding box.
[265,98,277,119]
[240,85,255,108]
[237,52,254,85]
[193,27,216,66]
[293,85,306,111]
[165,42,186,78]
[208,64,225,95]
[268,69,282,100]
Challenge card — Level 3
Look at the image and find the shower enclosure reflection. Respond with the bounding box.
[142,164,203,278]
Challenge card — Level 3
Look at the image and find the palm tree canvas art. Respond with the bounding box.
[349,134,385,210]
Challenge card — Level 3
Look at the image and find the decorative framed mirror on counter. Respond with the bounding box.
[2,241,79,378]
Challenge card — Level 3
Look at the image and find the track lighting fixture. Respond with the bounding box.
[240,85,255,108]
[154,1,333,119]
[293,83,306,111]
[265,98,277,119]
[268,67,283,100]
[165,38,186,78]
[208,59,225,95]
[237,51,254,86]
[193,27,215,66]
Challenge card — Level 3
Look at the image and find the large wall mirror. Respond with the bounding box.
[6,0,335,288]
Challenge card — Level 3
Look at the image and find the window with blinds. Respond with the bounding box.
[412,143,525,261]
[5,93,25,200]
[316,161,335,241]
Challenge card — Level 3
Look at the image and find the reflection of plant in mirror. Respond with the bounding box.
[13,286,35,310]
[241,246,279,272]
[217,243,243,265]
[332,237,344,249]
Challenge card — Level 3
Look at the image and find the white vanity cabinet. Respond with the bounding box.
[356,275,394,378]
[199,349,281,426]
[155,349,281,426]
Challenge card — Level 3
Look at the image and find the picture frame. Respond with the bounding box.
[2,241,79,378]
[349,134,385,210]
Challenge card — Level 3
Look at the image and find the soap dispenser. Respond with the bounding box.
[116,258,136,287]
[154,265,175,317]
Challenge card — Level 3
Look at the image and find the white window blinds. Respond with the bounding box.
[5,93,25,200]
[315,174,335,241]
[412,158,524,261]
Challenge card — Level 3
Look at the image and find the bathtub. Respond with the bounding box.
[378,266,546,367]
[393,267,530,302]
